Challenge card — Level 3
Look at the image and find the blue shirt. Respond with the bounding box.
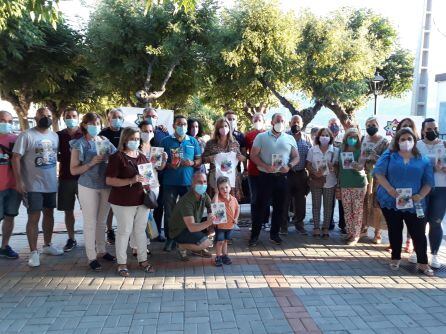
[153,128,170,147]
[287,131,312,171]
[252,131,297,173]
[373,150,434,212]
[161,135,202,186]
[70,137,117,189]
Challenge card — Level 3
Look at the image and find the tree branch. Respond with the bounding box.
[257,76,298,114]
[144,59,155,92]
[146,59,180,101]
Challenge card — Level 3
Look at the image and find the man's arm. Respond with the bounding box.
[11,153,24,194]
[249,146,269,171]
[289,146,300,167]
[183,216,212,232]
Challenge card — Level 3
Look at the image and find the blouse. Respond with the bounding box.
[202,139,241,172]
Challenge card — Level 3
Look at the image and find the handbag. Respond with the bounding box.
[146,211,159,239]
[308,150,334,188]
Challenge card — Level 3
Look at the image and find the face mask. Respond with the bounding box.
[253,121,263,130]
[38,116,52,129]
[399,140,414,152]
[366,126,378,136]
[175,125,187,137]
[145,117,157,127]
[111,118,123,129]
[190,128,198,137]
[329,124,339,134]
[0,123,12,134]
[194,184,207,196]
[219,127,230,136]
[141,132,154,143]
[127,140,139,151]
[64,119,78,129]
[291,125,301,134]
[87,125,100,137]
[425,130,438,141]
[273,122,285,133]
[347,137,358,147]
[228,120,237,131]
[319,136,330,146]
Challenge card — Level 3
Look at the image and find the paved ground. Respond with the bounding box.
[1,204,446,334]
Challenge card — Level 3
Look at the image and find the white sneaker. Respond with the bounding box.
[28,251,40,267]
[42,244,64,256]
[431,255,441,269]
[408,252,418,264]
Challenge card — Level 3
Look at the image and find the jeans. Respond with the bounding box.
[251,172,288,239]
[381,208,428,264]
[426,187,446,255]
[286,170,309,229]
[248,175,269,226]
[163,185,189,239]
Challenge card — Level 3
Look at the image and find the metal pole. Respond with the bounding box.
[373,93,378,115]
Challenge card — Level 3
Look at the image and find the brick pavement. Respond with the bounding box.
[1,204,446,333]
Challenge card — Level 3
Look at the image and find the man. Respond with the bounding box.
[225,110,247,168]
[249,113,300,246]
[143,107,170,241]
[161,115,202,252]
[0,111,21,259]
[12,107,63,267]
[57,107,82,252]
[168,172,214,261]
[285,115,312,235]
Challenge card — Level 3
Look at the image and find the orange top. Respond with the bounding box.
[216,193,239,230]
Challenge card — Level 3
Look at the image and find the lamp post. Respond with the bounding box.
[370,72,385,115]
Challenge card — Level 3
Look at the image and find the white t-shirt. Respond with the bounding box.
[417,140,446,187]
[306,145,339,188]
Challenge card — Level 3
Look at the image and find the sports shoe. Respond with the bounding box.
[107,229,116,245]
[295,226,307,235]
[248,237,258,247]
[42,244,64,256]
[63,239,77,252]
[372,235,382,244]
[0,245,19,259]
[408,252,418,264]
[28,251,40,267]
[279,228,288,235]
[178,248,189,261]
[269,236,282,245]
[215,256,223,267]
[191,249,212,258]
[346,237,359,246]
[89,260,102,271]
[431,255,441,269]
[222,254,232,265]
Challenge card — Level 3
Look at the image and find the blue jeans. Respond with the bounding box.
[426,187,446,255]
[162,185,189,240]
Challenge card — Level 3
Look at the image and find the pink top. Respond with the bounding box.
[0,133,18,191]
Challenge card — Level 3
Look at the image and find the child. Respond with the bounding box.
[213,176,239,267]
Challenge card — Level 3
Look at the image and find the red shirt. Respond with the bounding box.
[57,128,82,180]
[245,129,264,176]
[0,133,18,191]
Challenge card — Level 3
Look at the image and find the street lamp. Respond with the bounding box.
[370,72,385,115]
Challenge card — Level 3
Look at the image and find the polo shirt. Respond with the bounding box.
[161,134,202,186]
[252,130,297,173]
[153,127,170,147]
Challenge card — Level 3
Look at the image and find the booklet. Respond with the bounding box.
[149,147,164,168]
[435,147,446,167]
[95,139,109,156]
[316,158,329,176]
[272,154,284,171]
[170,147,182,166]
[361,142,376,161]
[396,188,413,210]
[211,202,227,225]
[341,152,354,169]
[137,163,156,186]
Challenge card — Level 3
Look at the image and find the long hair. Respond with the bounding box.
[212,118,234,142]
[391,128,421,157]
[80,112,101,136]
[396,117,419,140]
[341,128,361,151]
[118,126,140,151]
[187,118,204,138]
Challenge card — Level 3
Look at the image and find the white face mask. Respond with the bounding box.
[273,122,285,133]
[399,140,414,152]
[253,121,263,131]
[228,120,237,131]
[319,136,330,146]
[141,132,154,143]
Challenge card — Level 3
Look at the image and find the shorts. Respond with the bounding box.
[25,192,57,213]
[215,228,234,242]
[0,189,22,220]
[57,179,78,211]
[174,229,208,245]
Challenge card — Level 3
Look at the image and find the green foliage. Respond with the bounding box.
[182,96,220,134]
[0,0,59,31]
[144,0,197,14]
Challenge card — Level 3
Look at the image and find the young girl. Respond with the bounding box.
[213,176,239,267]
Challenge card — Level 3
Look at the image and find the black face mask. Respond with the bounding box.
[366,126,378,136]
[37,117,52,129]
[291,125,301,134]
[425,130,438,141]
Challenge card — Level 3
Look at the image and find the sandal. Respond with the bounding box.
[418,265,434,277]
[117,267,130,277]
[139,261,155,273]
[389,260,400,271]
[312,228,321,237]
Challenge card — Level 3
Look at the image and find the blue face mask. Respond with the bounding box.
[329,124,339,134]
[145,117,157,127]
[0,122,12,134]
[194,184,207,196]
[64,119,78,129]
[87,125,100,137]
[111,118,123,129]
[127,140,139,151]
[175,125,187,137]
[347,137,358,147]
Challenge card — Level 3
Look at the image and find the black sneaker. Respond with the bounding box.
[0,245,19,259]
[102,253,116,262]
[248,237,258,247]
[63,239,77,252]
[107,229,115,245]
[215,256,223,267]
[269,236,282,245]
[89,260,102,271]
[221,255,232,265]
[163,239,176,252]
[156,235,166,242]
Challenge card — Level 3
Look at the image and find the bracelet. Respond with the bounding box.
[129,179,133,187]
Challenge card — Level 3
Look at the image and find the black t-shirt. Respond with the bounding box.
[99,127,122,148]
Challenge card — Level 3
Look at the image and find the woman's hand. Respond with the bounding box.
[90,155,105,166]
[412,194,423,203]
[387,187,398,199]
[181,159,195,167]
[132,174,145,184]
[162,152,168,162]
[237,153,246,162]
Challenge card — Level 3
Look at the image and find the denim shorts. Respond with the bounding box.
[174,229,208,245]
[215,228,233,242]
[0,189,22,220]
[25,192,57,213]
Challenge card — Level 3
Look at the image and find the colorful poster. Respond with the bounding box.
[149,147,164,168]
[396,188,413,210]
[211,202,227,225]
[341,152,354,169]
[214,151,237,187]
[95,139,109,156]
[316,158,329,176]
[137,163,156,186]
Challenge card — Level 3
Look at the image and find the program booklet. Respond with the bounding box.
[211,202,227,225]
[149,147,164,168]
[137,163,156,186]
[316,158,329,176]
[341,152,354,169]
[361,142,376,161]
[272,154,284,171]
[396,188,413,210]
[95,139,109,156]
[435,147,446,167]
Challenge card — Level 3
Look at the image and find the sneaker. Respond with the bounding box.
[279,228,288,236]
[222,254,232,265]
[63,239,77,252]
[408,252,418,264]
[156,235,166,242]
[346,237,359,246]
[28,251,40,267]
[431,255,441,269]
[107,229,115,245]
[372,235,382,244]
[295,226,307,235]
[269,236,282,245]
[191,249,212,258]
[102,253,116,262]
[42,244,64,256]
[163,239,176,252]
[248,237,258,247]
[215,256,223,267]
[0,245,19,259]
[178,249,189,261]
[89,260,102,271]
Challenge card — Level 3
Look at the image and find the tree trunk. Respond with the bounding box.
[322,101,357,130]
[2,92,31,130]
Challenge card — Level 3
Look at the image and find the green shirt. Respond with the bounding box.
[169,190,212,238]
[339,148,367,188]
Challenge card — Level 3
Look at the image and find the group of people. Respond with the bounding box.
[0,106,444,277]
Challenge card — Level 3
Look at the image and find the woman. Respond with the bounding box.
[416,118,445,269]
[337,128,367,245]
[187,118,207,173]
[306,128,339,238]
[202,118,245,198]
[360,117,389,244]
[106,127,156,277]
[374,128,434,276]
[70,113,116,271]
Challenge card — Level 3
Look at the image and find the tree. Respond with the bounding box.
[0,0,59,31]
